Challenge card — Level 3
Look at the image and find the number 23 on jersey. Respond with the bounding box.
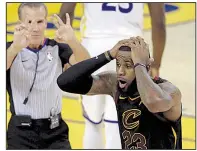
[102,3,133,13]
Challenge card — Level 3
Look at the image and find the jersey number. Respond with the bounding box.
[122,131,147,149]
[102,3,133,13]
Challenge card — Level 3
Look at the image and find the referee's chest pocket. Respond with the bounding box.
[21,56,35,70]
[13,54,35,70]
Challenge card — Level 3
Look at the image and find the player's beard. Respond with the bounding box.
[117,78,139,98]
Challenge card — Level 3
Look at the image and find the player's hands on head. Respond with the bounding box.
[109,36,154,69]
[109,39,132,58]
[52,13,76,44]
[129,36,153,66]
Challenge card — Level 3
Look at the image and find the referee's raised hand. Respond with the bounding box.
[52,13,76,44]
[12,19,31,51]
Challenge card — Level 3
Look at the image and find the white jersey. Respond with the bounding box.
[80,3,144,38]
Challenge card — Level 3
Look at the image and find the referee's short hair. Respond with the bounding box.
[18,3,48,20]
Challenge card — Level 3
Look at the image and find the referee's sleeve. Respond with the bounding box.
[58,43,73,65]
[6,41,13,49]
[6,42,13,78]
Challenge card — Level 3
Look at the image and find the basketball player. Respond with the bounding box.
[57,36,182,149]
[59,3,166,149]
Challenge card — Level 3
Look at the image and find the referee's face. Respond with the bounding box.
[21,6,47,46]
[116,50,135,92]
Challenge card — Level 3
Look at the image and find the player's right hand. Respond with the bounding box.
[12,21,30,52]
[109,39,131,58]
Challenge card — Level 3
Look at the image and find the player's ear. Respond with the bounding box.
[146,65,150,71]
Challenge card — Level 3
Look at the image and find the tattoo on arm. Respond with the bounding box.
[135,66,179,112]
[158,82,182,121]
[88,71,117,97]
[158,82,182,106]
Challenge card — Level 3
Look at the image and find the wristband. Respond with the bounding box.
[107,51,114,60]
[134,63,146,69]
[104,51,114,61]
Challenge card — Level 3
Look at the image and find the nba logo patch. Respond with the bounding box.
[47,52,53,62]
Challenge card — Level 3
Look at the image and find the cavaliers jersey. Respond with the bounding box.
[115,78,182,149]
[80,3,144,38]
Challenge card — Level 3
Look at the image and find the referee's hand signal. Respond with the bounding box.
[12,18,31,52]
[51,13,76,44]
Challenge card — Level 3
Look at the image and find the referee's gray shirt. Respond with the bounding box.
[6,38,73,119]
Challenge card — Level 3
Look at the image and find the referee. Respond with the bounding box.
[6,3,90,149]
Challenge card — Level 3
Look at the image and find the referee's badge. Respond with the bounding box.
[47,52,53,61]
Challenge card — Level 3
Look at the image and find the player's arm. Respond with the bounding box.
[148,3,166,76]
[57,39,130,96]
[88,71,117,96]
[158,82,182,121]
[57,52,117,97]
[59,3,76,25]
[129,36,181,121]
[135,66,181,121]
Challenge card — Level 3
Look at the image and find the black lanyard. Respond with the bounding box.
[23,52,39,105]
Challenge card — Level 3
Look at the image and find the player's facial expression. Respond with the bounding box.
[21,6,47,45]
[116,51,135,92]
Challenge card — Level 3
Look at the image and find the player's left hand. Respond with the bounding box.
[52,13,76,44]
[129,36,152,66]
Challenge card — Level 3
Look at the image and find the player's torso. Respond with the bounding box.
[80,3,144,38]
[116,96,181,149]
[115,77,182,149]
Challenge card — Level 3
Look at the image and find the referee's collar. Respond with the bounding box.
[26,38,48,53]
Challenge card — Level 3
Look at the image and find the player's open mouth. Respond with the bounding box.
[119,80,127,89]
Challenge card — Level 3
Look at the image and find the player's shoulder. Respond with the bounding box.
[94,71,117,92]
[96,71,117,79]
[154,77,181,97]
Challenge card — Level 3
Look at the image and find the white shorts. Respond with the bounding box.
[81,36,130,124]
